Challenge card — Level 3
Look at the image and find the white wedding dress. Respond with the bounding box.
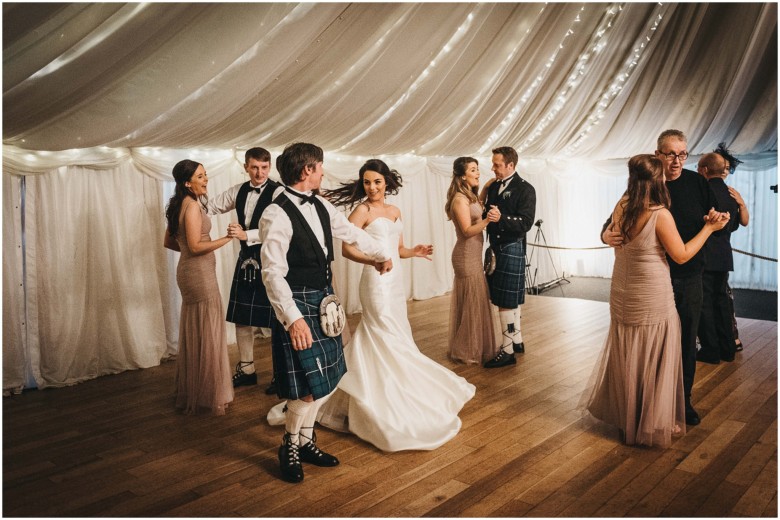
[268,217,475,451]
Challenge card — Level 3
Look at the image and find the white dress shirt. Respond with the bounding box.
[207,181,269,246]
[498,172,518,195]
[260,187,391,329]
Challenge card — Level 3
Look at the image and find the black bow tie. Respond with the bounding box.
[249,182,266,194]
[286,188,317,205]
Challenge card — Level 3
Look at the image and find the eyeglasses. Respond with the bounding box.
[659,151,689,162]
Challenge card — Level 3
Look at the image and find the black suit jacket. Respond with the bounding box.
[703,177,741,272]
[483,173,536,247]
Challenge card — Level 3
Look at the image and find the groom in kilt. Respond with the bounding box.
[483,146,536,368]
[208,147,279,392]
[260,142,392,483]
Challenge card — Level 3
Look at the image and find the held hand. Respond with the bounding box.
[375,259,393,274]
[602,227,624,248]
[487,205,501,222]
[728,186,746,208]
[227,223,247,240]
[287,318,313,350]
[414,244,433,261]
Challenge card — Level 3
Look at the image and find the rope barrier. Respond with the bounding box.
[732,249,778,262]
[528,243,777,262]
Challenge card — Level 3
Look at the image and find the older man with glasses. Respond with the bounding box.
[602,129,725,427]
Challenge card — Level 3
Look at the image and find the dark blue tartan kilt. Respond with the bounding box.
[487,240,526,308]
[226,248,274,328]
[271,286,346,401]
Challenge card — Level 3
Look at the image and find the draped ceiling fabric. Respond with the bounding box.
[3,3,777,392]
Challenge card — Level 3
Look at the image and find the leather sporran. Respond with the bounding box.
[484,247,496,275]
[319,294,346,337]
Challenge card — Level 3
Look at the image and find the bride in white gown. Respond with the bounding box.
[268,159,475,451]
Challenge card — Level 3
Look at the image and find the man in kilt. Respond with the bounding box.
[482,146,536,368]
[260,142,392,483]
[208,147,280,393]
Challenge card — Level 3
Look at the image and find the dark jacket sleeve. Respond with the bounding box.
[499,183,536,235]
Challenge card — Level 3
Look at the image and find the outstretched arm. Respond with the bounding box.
[656,208,729,264]
[729,186,750,227]
[398,233,432,260]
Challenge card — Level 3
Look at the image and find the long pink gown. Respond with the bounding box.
[448,195,499,363]
[174,200,233,415]
[585,209,686,448]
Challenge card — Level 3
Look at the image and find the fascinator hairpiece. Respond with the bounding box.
[713,142,743,174]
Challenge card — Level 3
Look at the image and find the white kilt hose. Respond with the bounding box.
[487,240,526,308]
[226,247,275,328]
[271,286,347,400]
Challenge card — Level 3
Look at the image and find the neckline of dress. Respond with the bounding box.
[365,216,400,228]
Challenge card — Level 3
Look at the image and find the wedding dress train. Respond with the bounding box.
[269,217,475,451]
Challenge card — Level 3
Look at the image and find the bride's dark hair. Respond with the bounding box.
[323,159,402,209]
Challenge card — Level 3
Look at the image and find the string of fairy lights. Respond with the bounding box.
[515,4,625,154]
[478,3,591,155]
[563,2,671,155]
[336,9,479,153]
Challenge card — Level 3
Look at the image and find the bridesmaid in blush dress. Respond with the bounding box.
[445,157,501,364]
[584,155,729,447]
[164,160,235,415]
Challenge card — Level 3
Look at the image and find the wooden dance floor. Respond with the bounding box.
[4,294,777,517]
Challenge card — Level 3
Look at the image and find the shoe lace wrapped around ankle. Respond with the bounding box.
[300,430,326,457]
[232,361,252,380]
[283,435,301,465]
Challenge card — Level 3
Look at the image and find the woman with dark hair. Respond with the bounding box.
[584,154,728,448]
[445,157,500,364]
[306,158,474,451]
[164,160,235,415]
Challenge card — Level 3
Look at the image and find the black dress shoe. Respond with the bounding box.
[278,434,304,483]
[232,368,258,388]
[299,433,339,467]
[484,350,516,368]
[265,378,278,395]
[513,342,525,354]
[735,340,744,352]
[685,408,701,426]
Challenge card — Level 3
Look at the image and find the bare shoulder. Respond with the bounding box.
[452,192,470,207]
[655,207,674,227]
[387,204,402,220]
[348,203,370,226]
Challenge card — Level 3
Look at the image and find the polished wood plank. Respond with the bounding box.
[3,294,776,517]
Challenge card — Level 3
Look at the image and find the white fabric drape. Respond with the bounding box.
[5,149,775,391]
[3,3,777,391]
[3,3,776,156]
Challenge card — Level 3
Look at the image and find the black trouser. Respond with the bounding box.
[698,271,736,361]
[671,273,703,411]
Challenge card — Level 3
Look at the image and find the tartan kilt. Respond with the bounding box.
[487,240,526,308]
[226,248,274,328]
[271,286,346,400]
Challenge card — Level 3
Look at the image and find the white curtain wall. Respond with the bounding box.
[3,3,777,391]
[3,147,777,392]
